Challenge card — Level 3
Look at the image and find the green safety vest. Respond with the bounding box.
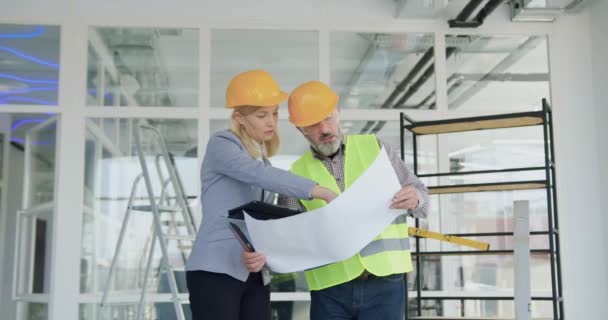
[291,134,413,291]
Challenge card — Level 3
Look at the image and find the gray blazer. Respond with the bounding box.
[186,130,316,282]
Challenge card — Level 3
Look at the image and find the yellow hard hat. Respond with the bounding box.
[288,81,339,127]
[225,70,288,108]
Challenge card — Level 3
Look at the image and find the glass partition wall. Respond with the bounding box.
[0,23,62,320]
[0,21,555,320]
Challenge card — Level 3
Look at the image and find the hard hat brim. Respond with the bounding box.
[226,91,288,108]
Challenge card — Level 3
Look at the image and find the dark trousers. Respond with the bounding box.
[310,273,405,320]
[186,270,270,320]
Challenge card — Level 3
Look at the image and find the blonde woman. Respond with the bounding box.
[186,70,336,320]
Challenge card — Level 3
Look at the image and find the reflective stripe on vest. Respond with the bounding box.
[290,134,413,291]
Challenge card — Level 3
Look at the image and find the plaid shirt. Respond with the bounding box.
[277,137,429,218]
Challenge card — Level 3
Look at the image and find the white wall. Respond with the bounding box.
[549,8,608,319]
[590,0,608,292]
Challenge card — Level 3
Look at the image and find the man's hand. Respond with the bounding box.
[242,251,267,272]
[390,185,419,210]
[311,185,338,203]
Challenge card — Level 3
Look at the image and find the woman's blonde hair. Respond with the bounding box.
[230,105,280,159]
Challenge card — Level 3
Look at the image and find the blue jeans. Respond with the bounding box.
[310,273,405,320]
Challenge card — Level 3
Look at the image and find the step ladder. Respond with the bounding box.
[101,122,197,320]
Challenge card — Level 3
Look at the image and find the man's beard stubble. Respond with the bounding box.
[311,131,342,157]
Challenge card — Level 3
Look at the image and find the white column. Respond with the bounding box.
[48,21,87,320]
[513,200,531,320]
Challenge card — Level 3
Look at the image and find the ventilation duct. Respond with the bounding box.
[511,0,594,22]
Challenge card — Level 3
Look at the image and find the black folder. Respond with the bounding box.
[227,201,302,252]
[228,222,256,252]
[228,201,302,221]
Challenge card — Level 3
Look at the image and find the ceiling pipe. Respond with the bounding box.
[453,0,485,22]
[449,0,506,28]
[393,47,457,109]
[379,47,434,110]
[369,47,457,133]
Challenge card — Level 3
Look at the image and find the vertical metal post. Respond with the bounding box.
[514,200,531,320]
[544,99,564,319]
[400,112,409,319]
[400,113,405,161]
[136,229,157,320]
[541,100,558,320]
[412,131,422,317]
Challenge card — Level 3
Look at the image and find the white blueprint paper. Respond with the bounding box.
[244,147,403,273]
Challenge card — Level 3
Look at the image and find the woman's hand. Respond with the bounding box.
[242,251,267,272]
[311,185,338,203]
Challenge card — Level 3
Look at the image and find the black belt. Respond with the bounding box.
[356,271,404,281]
[356,271,377,281]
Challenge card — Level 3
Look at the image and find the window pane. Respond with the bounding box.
[80,302,190,320]
[24,302,48,320]
[87,27,199,107]
[211,30,319,108]
[408,299,554,319]
[446,35,550,115]
[81,118,198,295]
[408,254,553,293]
[414,126,546,175]
[80,301,312,320]
[422,188,549,238]
[331,32,435,110]
[0,24,60,106]
[1,113,57,302]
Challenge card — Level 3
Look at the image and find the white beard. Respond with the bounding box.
[311,136,342,156]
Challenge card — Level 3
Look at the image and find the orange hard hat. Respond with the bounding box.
[225,70,288,108]
[288,81,339,127]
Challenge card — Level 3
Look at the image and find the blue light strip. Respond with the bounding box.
[10,118,46,131]
[0,86,57,96]
[0,26,45,39]
[0,73,58,84]
[0,96,56,105]
[0,45,59,69]
[10,117,55,146]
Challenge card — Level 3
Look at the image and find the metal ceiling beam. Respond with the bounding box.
[88,29,139,106]
[449,36,544,109]
[339,36,377,108]
[452,72,549,82]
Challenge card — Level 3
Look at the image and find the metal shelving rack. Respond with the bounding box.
[400,99,563,320]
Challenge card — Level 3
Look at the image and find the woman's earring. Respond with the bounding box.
[241,124,245,129]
